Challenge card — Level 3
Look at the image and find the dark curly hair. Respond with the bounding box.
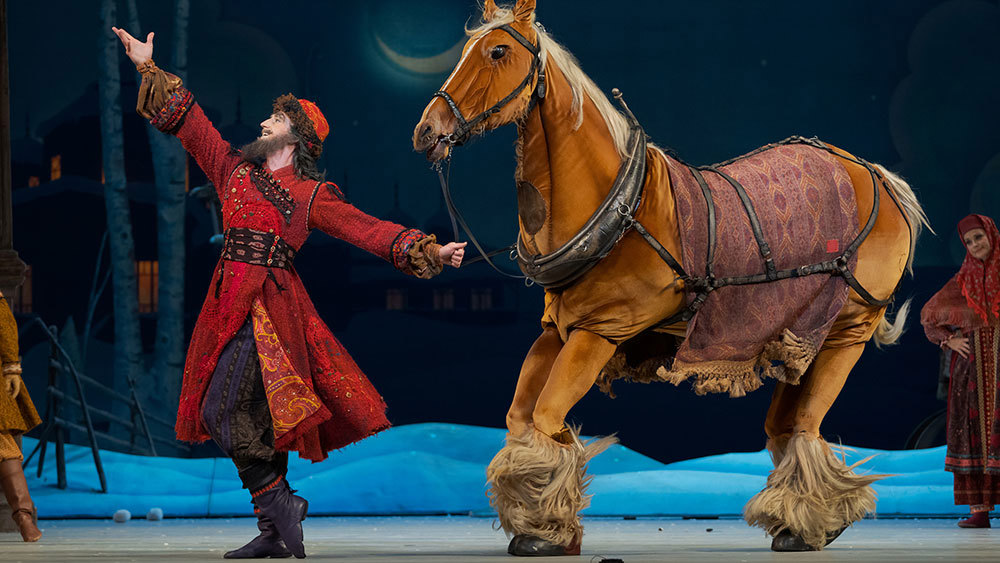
[290,129,325,182]
[273,94,324,160]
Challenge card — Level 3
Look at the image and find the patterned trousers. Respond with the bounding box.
[201,318,287,491]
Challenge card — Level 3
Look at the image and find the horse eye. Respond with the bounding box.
[490,45,508,60]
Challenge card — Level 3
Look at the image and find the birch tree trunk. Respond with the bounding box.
[126,0,189,415]
[97,0,143,407]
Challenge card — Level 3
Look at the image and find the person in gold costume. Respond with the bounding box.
[0,291,41,542]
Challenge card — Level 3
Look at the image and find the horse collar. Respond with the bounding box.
[516,110,648,290]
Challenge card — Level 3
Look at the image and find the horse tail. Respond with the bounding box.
[867,165,927,347]
[872,163,933,274]
[873,298,911,348]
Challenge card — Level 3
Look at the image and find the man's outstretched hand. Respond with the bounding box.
[111,27,154,67]
[439,242,467,268]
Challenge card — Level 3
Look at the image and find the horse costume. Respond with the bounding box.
[413,0,928,555]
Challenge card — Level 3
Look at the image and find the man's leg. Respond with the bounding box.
[202,319,303,559]
[231,360,307,560]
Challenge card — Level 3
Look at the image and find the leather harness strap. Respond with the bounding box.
[689,167,717,281]
[423,21,909,319]
[647,135,907,328]
[515,119,647,289]
[708,166,777,280]
[431,24,546,148]
[429,22,548,281]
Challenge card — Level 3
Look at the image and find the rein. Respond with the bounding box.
[426,22,908,322]
[428,23,649,287]
[434,154,527,280]
[429,22,548,281]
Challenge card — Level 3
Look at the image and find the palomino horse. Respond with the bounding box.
[414,0,929,556]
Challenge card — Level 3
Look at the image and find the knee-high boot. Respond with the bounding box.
[235,452,309,559]
[0,458,41,542]
[226,454,294,559]
[253,476,308,559]
[223,502,293,559]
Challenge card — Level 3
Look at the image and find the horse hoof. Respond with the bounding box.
[507,535,522,555]
[508,534,580,556]
[770,530,818,552]
[825,525,849,546]
[771,526,847,552]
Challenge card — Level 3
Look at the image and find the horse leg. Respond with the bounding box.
[487,329,618,557]
[745,342,884,551]
[506,326,563,437]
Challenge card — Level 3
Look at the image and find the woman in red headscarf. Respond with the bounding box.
[921,214,1000,528]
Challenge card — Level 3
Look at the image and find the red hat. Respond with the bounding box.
[297,99,329,142]
[958,214,986,239]
[273,94,329,159]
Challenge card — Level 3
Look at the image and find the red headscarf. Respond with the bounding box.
[955,214,1000,324]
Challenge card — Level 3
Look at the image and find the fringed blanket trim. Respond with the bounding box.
[596,353,665,398]
[655,329,819,398]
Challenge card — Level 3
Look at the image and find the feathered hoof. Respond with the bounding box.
[488,427,615,550]
[507,534,581,557]
[771,530,816,552]
[770,525,848,552]
[744,433,881,550]
[824,524,848,545]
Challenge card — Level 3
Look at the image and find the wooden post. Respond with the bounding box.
[0,0,30,533]
[0,0,25,297]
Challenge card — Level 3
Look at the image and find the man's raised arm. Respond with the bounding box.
[112,27,241,191]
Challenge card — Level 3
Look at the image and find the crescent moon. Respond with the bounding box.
[375,33,466,75]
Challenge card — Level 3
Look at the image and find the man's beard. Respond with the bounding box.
[239,132,297,164]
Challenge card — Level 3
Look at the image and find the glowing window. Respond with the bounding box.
[136,261,159,313]
[470,288,493,311]
[433,288,455,311]
[50,155,61,181]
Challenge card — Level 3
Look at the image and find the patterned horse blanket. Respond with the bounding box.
[656,143,860,397]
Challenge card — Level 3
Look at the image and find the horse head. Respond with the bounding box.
[413,0,543,162]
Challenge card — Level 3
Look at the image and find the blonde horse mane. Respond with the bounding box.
[467,6,630,159]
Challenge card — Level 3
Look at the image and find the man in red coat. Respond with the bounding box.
[113,28,465,559]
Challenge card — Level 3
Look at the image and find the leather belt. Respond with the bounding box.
[222,228,295,270]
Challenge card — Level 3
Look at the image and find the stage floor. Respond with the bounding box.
[1,516,997,562]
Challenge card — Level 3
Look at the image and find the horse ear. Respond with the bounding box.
[483,0,500,21]
[513,0,536,22]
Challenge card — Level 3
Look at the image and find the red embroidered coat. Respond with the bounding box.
[144,77,436,462]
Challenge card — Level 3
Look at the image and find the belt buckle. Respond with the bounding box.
[267,234,279,266]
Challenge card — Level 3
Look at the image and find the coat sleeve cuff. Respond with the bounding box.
[391,230,443,278]
[149,86,195,134]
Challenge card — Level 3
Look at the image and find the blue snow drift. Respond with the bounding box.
[20,424,956,518]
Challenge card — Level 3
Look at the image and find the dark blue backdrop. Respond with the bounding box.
[9,0,1000,462]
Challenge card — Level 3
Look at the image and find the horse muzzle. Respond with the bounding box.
[413,106,456,162]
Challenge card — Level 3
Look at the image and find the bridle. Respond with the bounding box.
[431,23,546,147]
[424,21,904,321]
[428,22,548,280]
[421,18,912,346]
